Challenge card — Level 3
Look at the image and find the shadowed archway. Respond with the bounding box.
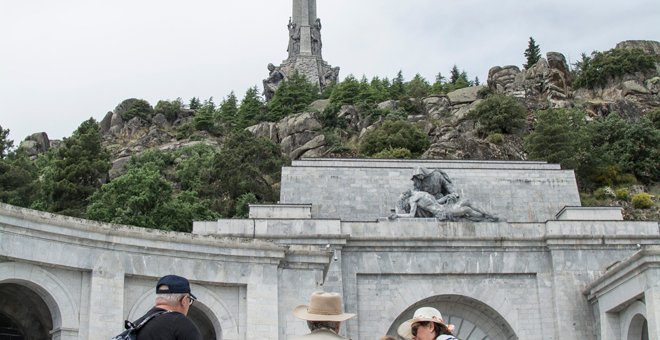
[0,283,53,339]
[387,295,517,340]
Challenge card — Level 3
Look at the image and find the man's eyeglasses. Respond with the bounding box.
[185,295,196,305]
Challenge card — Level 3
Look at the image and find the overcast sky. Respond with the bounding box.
[1,0,658,142]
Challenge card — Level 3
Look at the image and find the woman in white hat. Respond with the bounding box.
[397,307,457,340]
[291,291,356,340]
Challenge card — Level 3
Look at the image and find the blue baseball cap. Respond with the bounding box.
[156,275,196,299]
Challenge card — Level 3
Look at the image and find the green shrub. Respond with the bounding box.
[114,98,154,121]
[486,133,504,144]
[323,130,351,154]
[573,48,658,89]
[175,122,195,140]
[524,108,586,170]
[235,192,258,218]
[154,99,182,122]
[648,108,660,129]
[267,72,319,121]
[477,86,494,99]
[631,193,654,209]
[580,193,599,207]
[359,119,430,157]
[371,147,413,159]
[614,188,630,201]
[593,187,609,200]
[468,94,526,136]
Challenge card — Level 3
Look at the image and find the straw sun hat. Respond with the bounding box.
[397,307,451,339]
[293,291,356,322]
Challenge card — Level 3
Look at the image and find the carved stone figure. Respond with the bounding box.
[390,167,499,222]
[263,0,338,99]
[311,18,322,57]
[393,189,498,222]
[287,18,300,60]
[322,66,340,87]
[263,63,285,101]
[411,167,456,200]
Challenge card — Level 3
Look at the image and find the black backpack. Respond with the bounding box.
[111,310,169,340]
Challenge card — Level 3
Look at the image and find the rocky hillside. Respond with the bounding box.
[18,40,660,220]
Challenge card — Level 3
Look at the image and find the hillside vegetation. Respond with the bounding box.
[1,40,659,229]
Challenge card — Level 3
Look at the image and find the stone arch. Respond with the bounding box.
[128,283,239,340]
[621,301,649,340]
[0,262,80,337]
[388,294,517,340]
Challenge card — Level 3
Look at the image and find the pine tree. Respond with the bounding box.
[237,87,265,128]
[193,99,217,133]
[34,118,110,217]
[218,92,238,123]
[524,37,542,69]
[406,74,431,98]
[431,72,447,94]
[449,65,460,84]
[266,72,319,121]
[189,97,201,110]
[390,70,406,99]
[0,125,13,159]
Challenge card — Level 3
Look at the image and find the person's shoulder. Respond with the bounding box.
[436,335,459,340]
[290,331,348,340]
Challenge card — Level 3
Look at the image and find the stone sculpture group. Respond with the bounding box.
[391,167,499,222]
[263,0,339,100]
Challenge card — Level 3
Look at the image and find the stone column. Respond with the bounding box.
[646,287,660,340]
[245,264,280,339]
[88,252,125,340]
[292,0,316,56]
[598,311,621,340]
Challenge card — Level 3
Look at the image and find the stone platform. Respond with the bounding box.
[1,158,658,340]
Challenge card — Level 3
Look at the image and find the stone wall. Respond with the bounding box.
[280,158,579,222]
[1,158,659,340]
[0,203,329,340]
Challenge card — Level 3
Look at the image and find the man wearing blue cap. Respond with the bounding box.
[134,275,202,340]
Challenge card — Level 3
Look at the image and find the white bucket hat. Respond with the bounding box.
[293,291,356,322]
[397,307,450,339]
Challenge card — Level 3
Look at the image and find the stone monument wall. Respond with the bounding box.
[280,158,580,222]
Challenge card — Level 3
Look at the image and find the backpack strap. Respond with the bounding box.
[125,310,170,330]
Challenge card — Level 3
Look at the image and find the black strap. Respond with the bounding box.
[126,310,170,330]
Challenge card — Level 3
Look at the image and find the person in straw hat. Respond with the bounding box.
[397,307,457,340]
[291,291,356,340]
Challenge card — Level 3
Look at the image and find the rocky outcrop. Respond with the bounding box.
[337,105,366,132]
[19,132,50,157]
[247,122,279,142]
[248,111,324,159]
[447,86,486,105]
[422,96,451,119]
[377,100,398,111]
[488,52,572,106]
[277,112,322,138]
[545,52,572,103]
[487,65,521,94]
[616,40,660,55]
[571,40,660,116]
[308,99,330,112]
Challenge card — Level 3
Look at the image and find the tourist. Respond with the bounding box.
[397,307,457,340]
[135,275,202,340]
[291,291,356,340]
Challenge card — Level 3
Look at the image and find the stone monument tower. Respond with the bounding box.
[263,0,339,100]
